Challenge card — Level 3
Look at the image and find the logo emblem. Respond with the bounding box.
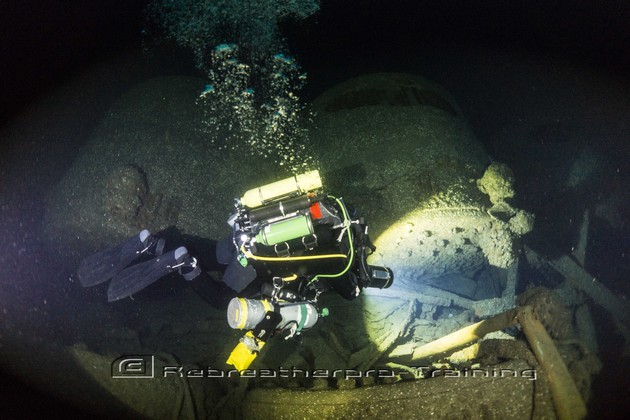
[111,355,155,378]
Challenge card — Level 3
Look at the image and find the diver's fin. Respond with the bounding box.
[78,230,163,287]
[107,246,190,302]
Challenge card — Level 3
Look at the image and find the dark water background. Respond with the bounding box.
[1,0,629,417]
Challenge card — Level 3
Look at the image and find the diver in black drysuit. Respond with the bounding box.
[78,195,393,312]
[77,175,396,371]
[78,221,390,310]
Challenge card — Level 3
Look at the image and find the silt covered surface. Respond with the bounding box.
[23,72,565,418]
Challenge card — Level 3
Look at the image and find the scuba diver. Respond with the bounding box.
[78,170,393,370]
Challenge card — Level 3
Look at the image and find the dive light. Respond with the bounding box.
[366,265,394,289]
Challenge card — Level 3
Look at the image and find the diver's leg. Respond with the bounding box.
[221,258,257,293]
[216,234,235,265]
[77,230,165,287]
[189,272,238,310]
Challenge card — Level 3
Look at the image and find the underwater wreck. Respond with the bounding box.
[27,72,628,419]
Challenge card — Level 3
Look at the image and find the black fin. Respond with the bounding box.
[77,230,151,287]
[107,246,188,302]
